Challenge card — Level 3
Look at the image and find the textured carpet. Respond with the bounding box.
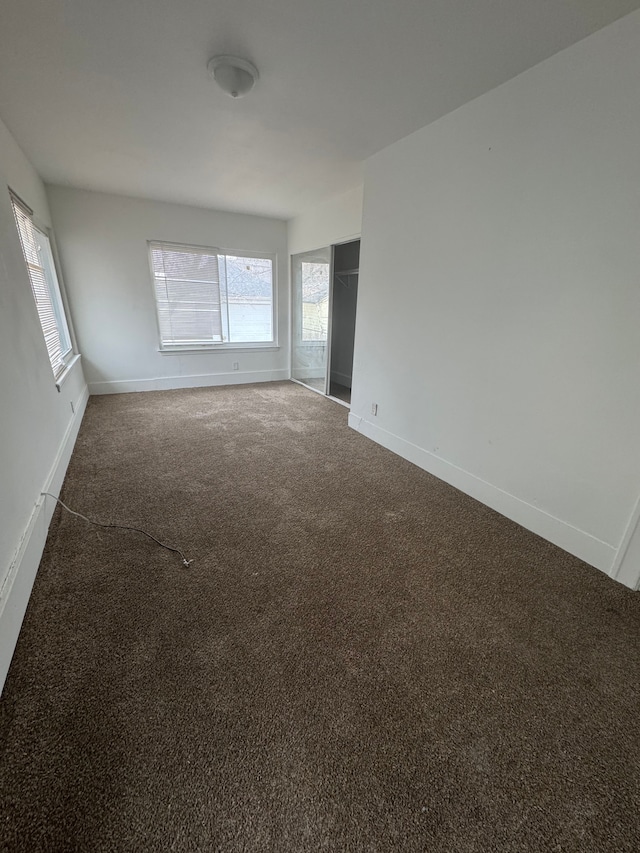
[1,381,639,852]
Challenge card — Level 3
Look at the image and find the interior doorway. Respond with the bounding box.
[291,239,360,406]
[328,240,359,405]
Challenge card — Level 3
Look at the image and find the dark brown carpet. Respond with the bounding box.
[1,381,639,852]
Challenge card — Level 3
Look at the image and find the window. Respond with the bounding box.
[11,193,72,379]
[149,241,275,349]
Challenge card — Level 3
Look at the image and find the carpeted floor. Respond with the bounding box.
[1,381,639,852]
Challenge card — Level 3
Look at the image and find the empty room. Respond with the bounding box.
[1,1,639,850]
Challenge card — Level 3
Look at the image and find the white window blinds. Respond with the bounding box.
[150,242,223,347]
[11,196,70,379]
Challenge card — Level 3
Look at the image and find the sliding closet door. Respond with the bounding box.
[291,247,331,393]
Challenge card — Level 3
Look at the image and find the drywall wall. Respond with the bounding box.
[47,187,289,394]
[0,117,87,692]
[350,10,640,586]
[288,185,363,256]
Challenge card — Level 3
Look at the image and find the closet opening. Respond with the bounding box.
[328,239,359,405]
[291,238,360,406]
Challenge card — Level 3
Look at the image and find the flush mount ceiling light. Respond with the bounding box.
[207,55,259,98]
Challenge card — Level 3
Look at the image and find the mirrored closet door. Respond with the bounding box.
[291,247,331,394]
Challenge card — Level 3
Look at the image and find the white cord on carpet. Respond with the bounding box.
[41,493,193,567]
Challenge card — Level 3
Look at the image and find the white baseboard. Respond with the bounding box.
[610,496,640,590]
[291,368,326,383]
[0,384,89,695]
[348,413,617,575]
[88,369,289,395]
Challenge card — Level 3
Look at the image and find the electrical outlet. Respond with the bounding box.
[232,362,239,371]
[371,402,378,416]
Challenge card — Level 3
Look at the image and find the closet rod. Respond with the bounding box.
[335,268,359,287]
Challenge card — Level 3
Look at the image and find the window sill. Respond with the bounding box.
[158,345,280,355]
[55,353,81,391]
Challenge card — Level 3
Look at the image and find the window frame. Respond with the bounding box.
[148,240,278,353]
[10,190,75,381]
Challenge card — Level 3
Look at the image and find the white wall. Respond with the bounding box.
[47,187,289,394]
[288,184,363,256]
[350,11,640,587]
[0,117,88,691]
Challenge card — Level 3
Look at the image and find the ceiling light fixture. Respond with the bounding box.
[207,55,259,98]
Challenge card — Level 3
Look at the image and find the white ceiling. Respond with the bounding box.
[1,0,639,220]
